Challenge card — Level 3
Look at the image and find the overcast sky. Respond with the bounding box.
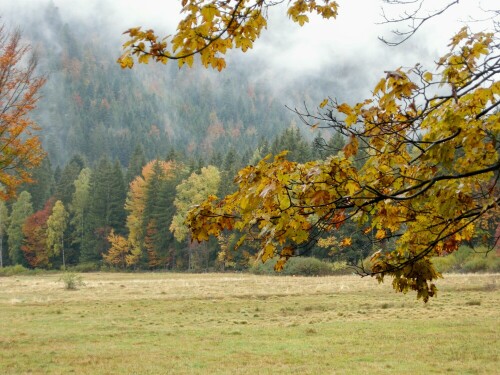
[0,0,497,100]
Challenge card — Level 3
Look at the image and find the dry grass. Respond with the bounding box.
[0,273,498,374]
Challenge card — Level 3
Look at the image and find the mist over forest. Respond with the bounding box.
[4,1,355,167]
[1,0,443,167]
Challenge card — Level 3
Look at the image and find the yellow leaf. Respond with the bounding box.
[274,258,287,272]
[138,54,150,64]
[261,243,275,262]
[373,78,386,94]
[423,72,433,82]
[345,181,358,196]
[340,237,352,246]
[343,136,358,158]
[295,14,309,26]
[337,103,351,115]
[280,246,295,257]
[201,5,218,23]
[319,98,329,108]
[375,229,386,240]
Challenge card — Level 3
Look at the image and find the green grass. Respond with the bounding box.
[0,273,498,374]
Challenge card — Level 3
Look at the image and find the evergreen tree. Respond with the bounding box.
[24,157,55,211]
[0,200,9,267]
[126,144,147,183]
[80,157,112,263]
[108,161,127,235]
[271,125,311,163]
[220,148,239,197]
[56,155,85,206]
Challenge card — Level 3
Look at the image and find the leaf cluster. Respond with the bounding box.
[118,0,338,70]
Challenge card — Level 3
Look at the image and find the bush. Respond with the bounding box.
[249,259,277,275]
[66,262,101,273]
[249,257,349,276]
[59,272,85,290]
[462,257,489,273]
[283,257,335,276]
[0,264,30,276]
[432,245,500,274]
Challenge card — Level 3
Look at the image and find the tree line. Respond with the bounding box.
[0,127,363,271]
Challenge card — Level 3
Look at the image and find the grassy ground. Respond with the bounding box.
[0,272,498,374]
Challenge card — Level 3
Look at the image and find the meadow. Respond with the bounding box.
[0,272,498,374]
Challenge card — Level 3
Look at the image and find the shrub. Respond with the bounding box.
[250,259,277,275]
[282,257,334,276]
[59,272,85,290]
[249,257,346,276]
[66,262,101,273]
[462,257,489,273]
[0,264,30,276]
[433,245,500,273]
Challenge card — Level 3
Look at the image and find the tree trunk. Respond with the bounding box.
[61,237,66,269]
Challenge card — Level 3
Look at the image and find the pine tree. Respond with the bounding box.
[80,157,112,263]
[126,144,146,183]
[56,155,85,206]
[108,161,127,235]
[0,200,9,267]
[23,157,55,211]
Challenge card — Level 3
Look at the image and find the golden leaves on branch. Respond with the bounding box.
[119,0,339,71]
[187,27,499,300]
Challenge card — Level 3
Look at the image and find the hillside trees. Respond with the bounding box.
[124,1,500,300]
[0,25,46,199]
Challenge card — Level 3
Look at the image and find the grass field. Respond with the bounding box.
[0,272,498,374]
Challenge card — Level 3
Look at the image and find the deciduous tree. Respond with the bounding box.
[0,26,46,199]
[21,199,53,268]
[123,1,499,300]
[103,230,130,269]
[187,29,500,301]
[46,200,69,268]
[171,166,221,270]
[7,191,33,265]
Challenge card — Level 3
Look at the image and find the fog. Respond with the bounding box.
[1,0,496,104]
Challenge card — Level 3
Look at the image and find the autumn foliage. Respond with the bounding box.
[21,199,54,268]
[119,0,338,70]
[0,26,46,199]
[186,28,499,301]
[121,2,499,300]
